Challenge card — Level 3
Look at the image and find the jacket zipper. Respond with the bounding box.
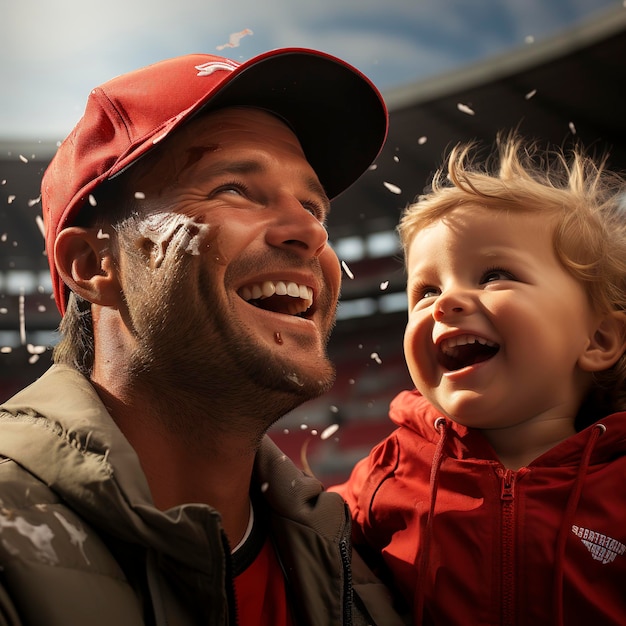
[500,469,516,626]
[340,538,353,625]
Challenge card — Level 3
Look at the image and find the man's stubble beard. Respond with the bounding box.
[118,230,337,440]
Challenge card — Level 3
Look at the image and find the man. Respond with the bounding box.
[0,49,403,625]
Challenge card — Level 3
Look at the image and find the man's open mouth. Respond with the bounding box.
[238,280,314,317]
[437,334,500,371]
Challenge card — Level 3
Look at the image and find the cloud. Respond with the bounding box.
[0,0,617,140]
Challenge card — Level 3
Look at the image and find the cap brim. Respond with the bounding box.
[153,49,388,200]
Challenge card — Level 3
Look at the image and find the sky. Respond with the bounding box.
[1,0,620,142]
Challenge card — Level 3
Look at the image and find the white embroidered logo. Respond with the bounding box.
[195,60,239,77]
[571,525,626,564]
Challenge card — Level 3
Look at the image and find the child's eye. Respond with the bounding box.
[414,285,441,301]
[482,268,514,283]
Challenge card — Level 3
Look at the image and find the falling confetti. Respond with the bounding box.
[88,194,97,206]
[216,28,254,50]
[320,424,340,440]
[368,164,378,171]
[134,191,146,200]
[380,281,389,291]
[525,89,537,100]
[19,155,28,163]
[569,121,577,135]
[383,181,402,195]
[370,352,382,364]
[35,215,45,237]
[457,103,475,116]
[19,291,25,345]
[418,136,428,145]
[525,35,535,44]
[393,155,400,163]
[341,260,354,279]
[8,195,16,204]
[28,197,40,207]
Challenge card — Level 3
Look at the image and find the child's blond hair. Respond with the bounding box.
[398,133,626,418]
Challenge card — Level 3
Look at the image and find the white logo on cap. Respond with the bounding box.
[195,60,239,77]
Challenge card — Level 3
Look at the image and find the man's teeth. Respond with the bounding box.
[440,334,497,354]
[239,281,313,308]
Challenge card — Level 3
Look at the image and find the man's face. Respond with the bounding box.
[113,108,342,418]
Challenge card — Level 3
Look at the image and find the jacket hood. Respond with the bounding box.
[0,365,228,571]
[388,388,626,466]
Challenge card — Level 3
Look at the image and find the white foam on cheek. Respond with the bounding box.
[139,212,210,267]
[0,511,58,565]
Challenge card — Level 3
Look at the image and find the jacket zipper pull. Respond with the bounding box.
[501,469,515,501]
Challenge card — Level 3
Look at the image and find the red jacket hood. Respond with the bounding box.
[388,389,626,466]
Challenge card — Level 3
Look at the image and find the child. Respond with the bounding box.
[332,134,626,625]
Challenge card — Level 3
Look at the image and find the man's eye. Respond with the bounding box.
[213,182,248,197]
[302,201,327,224]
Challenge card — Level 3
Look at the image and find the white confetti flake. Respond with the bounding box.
[383,181,402,195]
[368,163,378,171]
[134,191,146,200]
[329,405,339,413]
[0,308,7,314]
[28,196,40,207]
[35,215,45,237]
[300,423,308,430]
[216,28,254,50]
[19,291,25,345]
[393,155,400,163]
[8,195,16,204]
[282,428,289,434]
[525,89,537,100]
[418,136,428,145]
[457,103,475,116]
[1,346,12,353]
[27,344,46,355]
[525,35,535,44]
[320,424,340,440]
[88,194,97,206]
[370,352,382,365]
[380,280,389,291]
[569,121,577,135]
[260,482,269,493]
[97,229,110,239]
[19,155,28,163]
[341,260,354,279]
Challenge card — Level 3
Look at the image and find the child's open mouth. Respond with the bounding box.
[437,334,500,371]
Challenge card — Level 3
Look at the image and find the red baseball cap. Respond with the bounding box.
[41,47,388,314]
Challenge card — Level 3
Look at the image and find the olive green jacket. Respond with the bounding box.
[0,365,405,626]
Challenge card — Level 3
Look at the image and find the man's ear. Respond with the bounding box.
[579,311,626,373]
[54,227,120,306]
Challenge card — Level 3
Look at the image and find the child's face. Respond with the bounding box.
[404,205,600,431]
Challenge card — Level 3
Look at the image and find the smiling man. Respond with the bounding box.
[0,49,405,626]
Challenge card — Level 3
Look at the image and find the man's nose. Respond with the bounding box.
[265,196,329,259]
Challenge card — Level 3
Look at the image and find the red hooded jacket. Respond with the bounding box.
[332,390,626,626]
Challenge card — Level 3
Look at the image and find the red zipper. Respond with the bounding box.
[500,469,516,626]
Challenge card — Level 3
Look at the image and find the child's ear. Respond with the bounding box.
[54,227,120,307]
[579,311,626,372]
